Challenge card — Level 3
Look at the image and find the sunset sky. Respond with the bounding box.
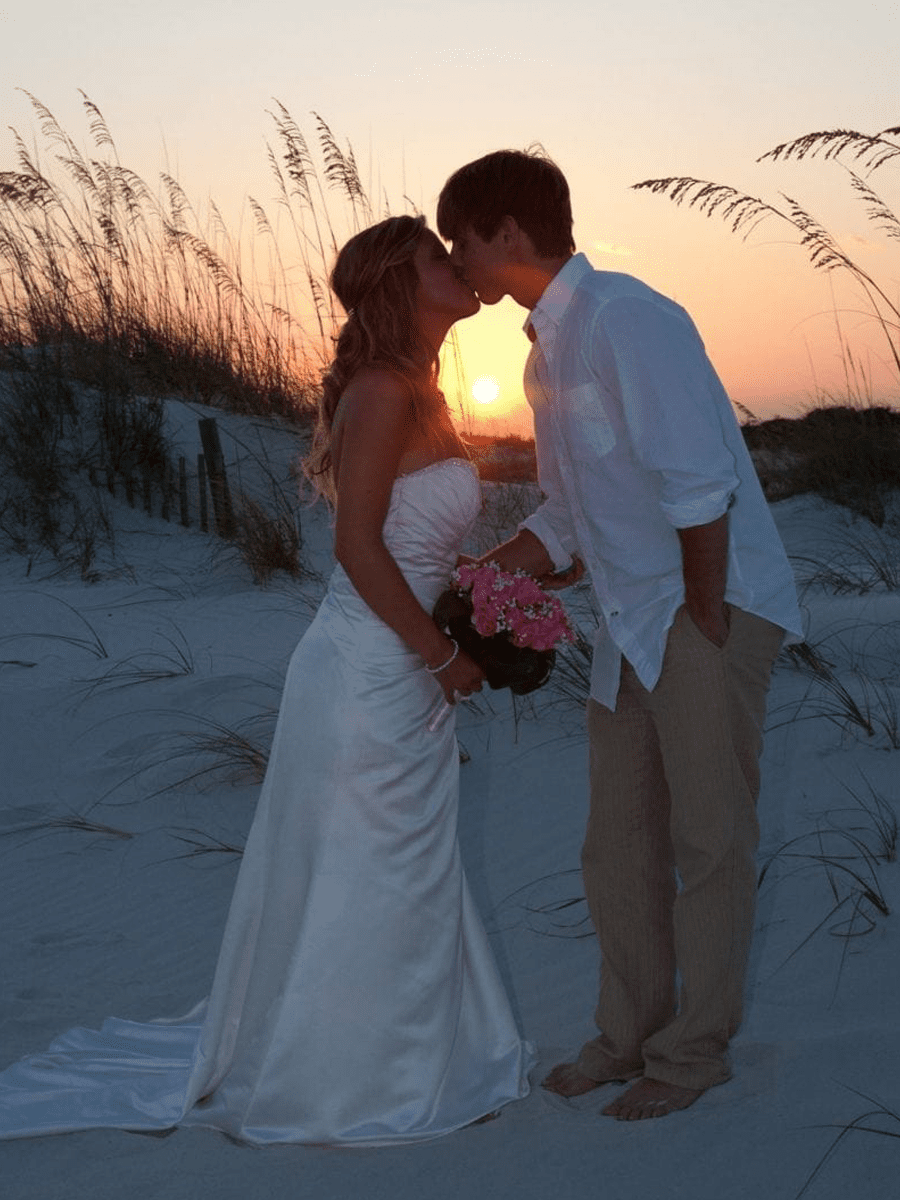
[2,0,899,434]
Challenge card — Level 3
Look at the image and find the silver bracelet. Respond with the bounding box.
[425,638,459,674]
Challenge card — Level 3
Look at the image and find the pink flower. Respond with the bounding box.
[449,561,576,652]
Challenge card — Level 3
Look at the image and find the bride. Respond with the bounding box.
[0,214,535,1145]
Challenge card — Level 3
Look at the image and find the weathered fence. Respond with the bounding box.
[88,417,235,537]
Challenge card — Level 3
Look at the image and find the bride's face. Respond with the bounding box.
[412,231,480,325]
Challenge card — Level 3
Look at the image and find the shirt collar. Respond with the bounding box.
[523,252,593,353]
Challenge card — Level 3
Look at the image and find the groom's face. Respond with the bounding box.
[447,225,511,306]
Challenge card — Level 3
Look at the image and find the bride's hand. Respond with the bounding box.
[435,648,485,705]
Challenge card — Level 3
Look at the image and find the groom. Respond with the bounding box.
[437,150,802,1120]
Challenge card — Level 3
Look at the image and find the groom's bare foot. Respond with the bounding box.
[602,1077,704,1120]
[541,1062,608,1097]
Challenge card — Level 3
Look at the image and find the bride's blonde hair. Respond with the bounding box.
[303,214,447,503]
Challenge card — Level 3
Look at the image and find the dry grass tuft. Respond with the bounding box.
[161,712,276,790]
[0,355,176,575]
[233,494,302,584]
[795,1085,900,1199]
[0,808,133,845]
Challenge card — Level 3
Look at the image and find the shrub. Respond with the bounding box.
[743,405,900,524]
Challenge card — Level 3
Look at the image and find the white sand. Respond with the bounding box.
[1,397,898,1199]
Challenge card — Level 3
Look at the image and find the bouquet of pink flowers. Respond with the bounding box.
[432,561,575,696]
[452,561,576,652]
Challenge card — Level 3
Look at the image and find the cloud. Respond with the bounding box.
[847,233,885,251]
[594,241,633,257]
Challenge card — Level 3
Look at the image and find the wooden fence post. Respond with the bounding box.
[198,418,234,539]
[179,457,189,527]
[161,464,171,523]
[198,453,209,533]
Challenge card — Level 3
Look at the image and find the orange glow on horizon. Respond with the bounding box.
[437,236,900,440]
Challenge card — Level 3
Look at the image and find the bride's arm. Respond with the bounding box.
[333,368,484,700]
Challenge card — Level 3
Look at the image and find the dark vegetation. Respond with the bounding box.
[743,404,900,525]
[465,432,537,483]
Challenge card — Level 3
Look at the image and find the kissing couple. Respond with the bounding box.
[0,150,801,1144]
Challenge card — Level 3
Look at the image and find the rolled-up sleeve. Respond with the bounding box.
[520,503,579,572]
[596,297,739,529]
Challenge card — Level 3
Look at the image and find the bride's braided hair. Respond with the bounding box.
[303,215,447,503]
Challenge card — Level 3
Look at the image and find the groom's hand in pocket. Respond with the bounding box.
[684,600,730,648]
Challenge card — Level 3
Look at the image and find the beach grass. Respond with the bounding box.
[0,91,340,418]
[633,121,900,402]
[634,119,900,533]
[0,92,389,578]
[796,1086,900,1199]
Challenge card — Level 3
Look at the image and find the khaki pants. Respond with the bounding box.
[578,605,784,1091]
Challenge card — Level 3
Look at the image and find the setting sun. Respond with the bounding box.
[471,375,500,405]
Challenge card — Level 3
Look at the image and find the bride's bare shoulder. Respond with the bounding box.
[332,368,414,489]
[339,366,412,416]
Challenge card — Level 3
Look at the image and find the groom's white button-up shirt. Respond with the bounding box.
[519,253,803,710]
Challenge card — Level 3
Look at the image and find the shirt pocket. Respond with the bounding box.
[560,383,616,461]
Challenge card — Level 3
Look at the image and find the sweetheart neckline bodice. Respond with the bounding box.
[393,456,478,485]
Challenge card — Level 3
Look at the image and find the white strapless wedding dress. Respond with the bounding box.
[0,457,534,1145]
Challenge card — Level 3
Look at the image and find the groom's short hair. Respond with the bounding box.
[437,149,575,259]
